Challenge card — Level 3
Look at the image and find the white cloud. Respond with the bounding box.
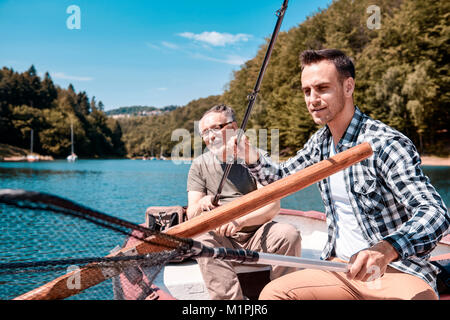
[178,31,251,47]
[146,41,179,50]
[156,87,168,91]
[192,53,247,66]
[146,42,161,50]
[162,41,179,49]
[52,72,93,82]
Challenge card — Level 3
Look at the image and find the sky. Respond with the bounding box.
[0,0,332,111]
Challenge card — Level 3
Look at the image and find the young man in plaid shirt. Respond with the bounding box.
[235,49,449,299]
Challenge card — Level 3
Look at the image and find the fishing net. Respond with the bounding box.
[0,189,191,300]
[0,188,353,301]
[0,189,276,301]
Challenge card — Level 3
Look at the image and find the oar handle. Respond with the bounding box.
[170,142,373,239]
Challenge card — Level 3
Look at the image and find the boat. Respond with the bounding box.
[116,207,450,300]
[67,122,77,162]
[26,154,39,162]
[67,153,77,162]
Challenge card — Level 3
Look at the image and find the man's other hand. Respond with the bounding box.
[199,195,218,212]
[347,240,399,282]
[215,220,241,237]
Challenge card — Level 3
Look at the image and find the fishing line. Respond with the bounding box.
[212,0,289,205]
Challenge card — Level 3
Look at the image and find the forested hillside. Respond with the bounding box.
[120,0,449,157]
[118,95,222,157]
[0,66,125,158]
[223,0,449,155]
[2,0,448,158]
[106,105,178,116]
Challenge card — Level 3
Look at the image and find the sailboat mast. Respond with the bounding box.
[70,123,74,154]
[30,129,34,154]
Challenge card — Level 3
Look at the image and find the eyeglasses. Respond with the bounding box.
[200,121,233,138]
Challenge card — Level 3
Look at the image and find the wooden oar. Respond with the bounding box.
[15,142,372,300]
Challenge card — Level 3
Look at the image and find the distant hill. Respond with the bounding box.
[106,105,179,116]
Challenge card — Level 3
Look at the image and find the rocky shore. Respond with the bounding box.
[1,155,54,162]
[0,143,54,162]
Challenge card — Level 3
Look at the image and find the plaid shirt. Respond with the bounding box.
[247,106,449,294]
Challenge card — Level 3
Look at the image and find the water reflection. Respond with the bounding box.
[0,161,447,213]
[0,167,102,179]
[423,166,450,193]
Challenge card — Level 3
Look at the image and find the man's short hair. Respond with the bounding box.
[201,104,236,123]
[300,49,355,81]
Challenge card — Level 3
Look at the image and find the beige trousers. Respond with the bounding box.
[194,221,301,300]
[259,257,438,300]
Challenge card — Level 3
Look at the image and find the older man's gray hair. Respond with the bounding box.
[201,104,236,123]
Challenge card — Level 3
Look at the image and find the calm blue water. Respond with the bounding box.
[0,160,192,224]
[0,159,448,299]
[0,159,328,223]
[1,160,447,219]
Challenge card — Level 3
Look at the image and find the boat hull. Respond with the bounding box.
[116,208,450,300]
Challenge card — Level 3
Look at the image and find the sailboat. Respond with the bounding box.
[26,129,39,162]
[67,122,78,162]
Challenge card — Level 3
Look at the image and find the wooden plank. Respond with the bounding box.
[165,142,372,239]
[14,142,373,300]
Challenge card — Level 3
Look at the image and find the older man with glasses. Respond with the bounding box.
[186,104,301,300]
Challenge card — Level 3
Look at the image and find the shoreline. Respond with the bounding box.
[1,142,449,167]
[2,155,450,166]
[1,155,450,166]
[420,156,450,167]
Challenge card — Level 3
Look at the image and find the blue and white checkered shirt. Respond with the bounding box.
[247,106,449,294]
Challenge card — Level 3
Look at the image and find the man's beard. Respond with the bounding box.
[207,135,236,164]
[208,136,223,155]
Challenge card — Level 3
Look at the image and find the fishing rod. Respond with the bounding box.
[212,0,289,206]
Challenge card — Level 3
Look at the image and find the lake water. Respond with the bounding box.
[1,160,448,221]
[0,159,329,224]
[0,159,448,299]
